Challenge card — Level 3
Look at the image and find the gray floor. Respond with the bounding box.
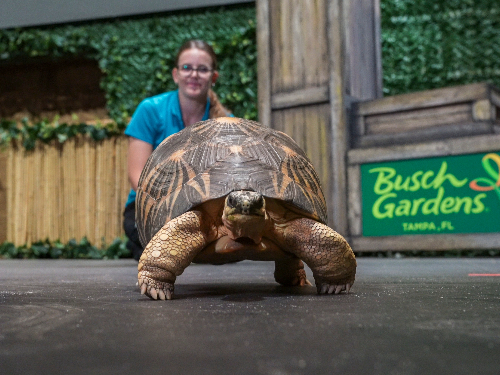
[1,258,499,375]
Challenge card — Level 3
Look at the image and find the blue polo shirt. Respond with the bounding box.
[124,90,211,206]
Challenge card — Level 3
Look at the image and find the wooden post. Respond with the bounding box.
[257,0,382,234]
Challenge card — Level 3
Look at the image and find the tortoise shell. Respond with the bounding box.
[136,117,327,246]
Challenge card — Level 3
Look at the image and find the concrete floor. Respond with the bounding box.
[0,258,499,375]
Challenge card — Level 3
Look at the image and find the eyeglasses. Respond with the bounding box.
[177,64,214,77]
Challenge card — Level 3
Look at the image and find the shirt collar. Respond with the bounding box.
[174,90,211,128]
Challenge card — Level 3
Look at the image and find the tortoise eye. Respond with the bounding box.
[227,194,236,208]
[254,195,264,209]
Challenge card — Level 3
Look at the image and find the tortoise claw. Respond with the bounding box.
[138,276,174,301]
[158,289,166,300]
[317,282,352,295]
[150,288,158,300]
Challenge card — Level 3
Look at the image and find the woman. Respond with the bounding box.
[123,40,232,260]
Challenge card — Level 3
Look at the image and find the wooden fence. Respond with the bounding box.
[1,136,130,246]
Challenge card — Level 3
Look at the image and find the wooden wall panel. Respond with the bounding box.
[272,104,332,220]
[343,0,383,100]
[258,0,382,234]
[352,83,500,148]
[269,0,329,94]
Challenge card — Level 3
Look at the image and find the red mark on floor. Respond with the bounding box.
[468,274,500,277]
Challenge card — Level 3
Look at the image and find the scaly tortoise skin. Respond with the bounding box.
[136,117,356,300]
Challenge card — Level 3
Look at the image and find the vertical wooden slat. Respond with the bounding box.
[105,138,114,245]
[44,142,57,240]
[11,145,18,244]
[304,104,331,198]
[60,139,68,242]
[282,109,296,141]
[291,0,305,89]
[63,138,76,242]
[6,146,14,243]
[114,138,120,237]
[347,165,362,237]
[95,139,105,245]
[85,139,94,241]
[344,0,383,100]
[373,0,383,98]
[293,107,306,150]
[75,137,85,239]
[33,143,43,241]
[23,147,33,244]
[119,136,130,220]
[11,145,18,243]
[54,143,63,241]
[0,151,7,243]
[303,0,328,88]
[116,136,129,237]
[257,0,271,127]
[327,0,348,233]
[90,139,98,242]
[269,0,284,93]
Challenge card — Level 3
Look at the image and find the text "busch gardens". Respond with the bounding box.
[369,162,487,219]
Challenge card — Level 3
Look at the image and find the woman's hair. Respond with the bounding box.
[175,40,231,118]
[175,40,218,70]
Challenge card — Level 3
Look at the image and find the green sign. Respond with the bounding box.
[360,152,500,236]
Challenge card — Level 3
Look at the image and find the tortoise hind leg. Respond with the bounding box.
[274,257,311,287]
[138,210,209,300]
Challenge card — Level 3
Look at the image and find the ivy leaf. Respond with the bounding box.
[57,133,68,143]
[92,128,107,141]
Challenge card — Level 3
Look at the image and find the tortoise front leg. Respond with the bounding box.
[138,210,209,300]
[280,218,356,294]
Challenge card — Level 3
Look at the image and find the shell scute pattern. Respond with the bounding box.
[136,118,328,246]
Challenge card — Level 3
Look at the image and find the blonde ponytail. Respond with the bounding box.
[208,89,232,118]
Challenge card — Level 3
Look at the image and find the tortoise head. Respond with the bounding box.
[222,191,267,242]
[224,191,265,217]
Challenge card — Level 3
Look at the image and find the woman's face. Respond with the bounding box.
[172,48,218,101]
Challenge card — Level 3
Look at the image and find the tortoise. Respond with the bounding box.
[136,117,356,300]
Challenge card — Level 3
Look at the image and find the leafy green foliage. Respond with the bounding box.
[0,6,257,126]
[2,2,499,149]
[381,0,500,95]
[0,118,121,149]
[1,1,499,125]
[0,237,131,259]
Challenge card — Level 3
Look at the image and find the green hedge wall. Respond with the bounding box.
[381,0,500,96]
[0,237,130,259]
[1,1,499,128]
[2,1,500,120]
[0,5,257,125]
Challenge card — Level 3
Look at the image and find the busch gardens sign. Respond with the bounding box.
[361,152,500,236]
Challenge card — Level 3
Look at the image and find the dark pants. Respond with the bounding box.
[123,202,144,261]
